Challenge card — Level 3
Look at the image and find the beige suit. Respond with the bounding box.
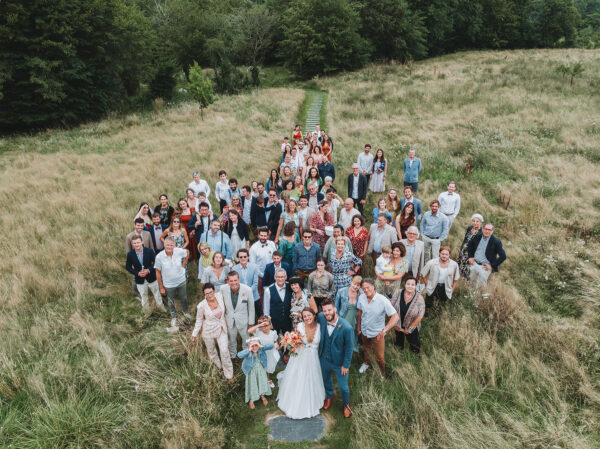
[125,230,154,252]
[192,294,233,379]
[367,224,398,254]
[400,239,425,277]
[221,284,255,357]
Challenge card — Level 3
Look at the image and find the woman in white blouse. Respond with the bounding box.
[191,283,233,381]
[201,252,230,292]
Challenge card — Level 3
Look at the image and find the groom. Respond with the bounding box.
[317,298,354,418]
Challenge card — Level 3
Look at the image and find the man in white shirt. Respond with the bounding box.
[400,226,425,278]
[263,269,292,335]
[357,144,374,184]
[241,185,253,224]
[437,181,461,231]
[155,237,192,328]
[339,198,360,230]
[356,278,399,376]
[421,246,460,309]
[188,171,211,200]
[249,227,277,311]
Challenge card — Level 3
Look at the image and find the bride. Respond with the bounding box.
[277,307,325,419]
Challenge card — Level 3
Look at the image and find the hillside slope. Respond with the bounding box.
[0,50,599,448]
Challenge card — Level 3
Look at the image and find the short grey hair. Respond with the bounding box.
[275,268,287,277]
[471,213,484,222]
[324,176,333,183]
[352,163,359,169]
[407,225,419,236]
[164,236,176,244]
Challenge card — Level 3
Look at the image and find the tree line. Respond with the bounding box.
[1,0,598,132]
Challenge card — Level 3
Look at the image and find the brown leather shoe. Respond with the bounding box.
[323,395,334,410]
[343,405,352,418]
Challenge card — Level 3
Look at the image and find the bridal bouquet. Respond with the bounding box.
[279,331,304,356]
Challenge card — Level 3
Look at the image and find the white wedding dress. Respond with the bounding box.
[277,322,326,419]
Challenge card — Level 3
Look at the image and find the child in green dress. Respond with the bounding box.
[237,337,273,409]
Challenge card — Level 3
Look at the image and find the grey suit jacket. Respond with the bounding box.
[367,224,398,254]
[222,284,255,331]
[401,239,425,277]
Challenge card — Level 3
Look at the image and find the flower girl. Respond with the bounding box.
[237,337,273,409]
[248,316,280,388]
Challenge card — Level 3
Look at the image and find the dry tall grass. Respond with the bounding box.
[316,49,600,449]
[1,49,599,448]
[0,88,304,448]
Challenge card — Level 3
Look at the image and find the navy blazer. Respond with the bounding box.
[147,224,168,251]
[317,313,354,369]
[187,212,218,236]
[302,192,324,204]
[223,219,250,242]
[266,203,282,237]
[467,233,506,272]
[262,261,293,288]
[318,161,336,182]
[400,197,423,222]
[126,247,157,284]
[347,173,367,201]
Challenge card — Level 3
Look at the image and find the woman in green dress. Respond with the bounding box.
[277,221,299,273]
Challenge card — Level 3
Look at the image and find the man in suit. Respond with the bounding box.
[347,163,367,214]
[367,213,399,265]
[467,223,506,289]
[400,226,425,279]
[187,202,218,258]
[262,251,293,287]
[125,218,154,300]
[399,186,423,224]
[265,190,283,241]
[317,298,354,418]
[148,212,168,253]
[305,183,324,211]
[222,271,255,358]
[125,235,166,311]
[263,268,292,335]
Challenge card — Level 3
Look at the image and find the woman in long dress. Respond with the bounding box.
[277,308,325,419]
[369,149,386,192]
[458,214,483,279]
[222,209,249,263]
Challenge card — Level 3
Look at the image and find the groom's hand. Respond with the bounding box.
[341,367,349,376]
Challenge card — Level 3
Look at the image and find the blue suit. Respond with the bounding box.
[317,312,354,406]
[262,261,293,288]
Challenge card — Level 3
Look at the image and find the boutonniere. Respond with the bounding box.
[337,324,342,329]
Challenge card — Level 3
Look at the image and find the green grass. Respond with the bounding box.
[1,49,600,448]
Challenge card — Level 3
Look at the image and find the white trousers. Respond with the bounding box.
[228,325,250,358]
[444,214,456,231]
[470,263,491,289]
[203,332,234,379]
[422,235,441,264]
[136,280,164,309]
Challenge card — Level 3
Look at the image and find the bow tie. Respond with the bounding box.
[154,226,162,230]
[261,244,268,247]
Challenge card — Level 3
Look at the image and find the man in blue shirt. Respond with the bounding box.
[419,200,449,264]
[403,148,423,193]
[318,159,336,183]
[198,219,231,259]
[293,230,322,282]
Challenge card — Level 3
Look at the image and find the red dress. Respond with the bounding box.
[345,226,369,260]
[180,211,196,259]
[293,130,302,143]
[321,141,332,162]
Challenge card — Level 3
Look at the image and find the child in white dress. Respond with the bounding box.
[249,316,280,388]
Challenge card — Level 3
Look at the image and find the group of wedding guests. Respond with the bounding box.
[124,123,507,412]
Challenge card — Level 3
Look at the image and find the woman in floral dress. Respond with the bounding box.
[345,214,369,261]
[458,214,483,279]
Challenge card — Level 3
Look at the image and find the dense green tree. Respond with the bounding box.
[0,0,152,131]
[359,0,428,62]
[281,0,371,77]
[522,0,581,47]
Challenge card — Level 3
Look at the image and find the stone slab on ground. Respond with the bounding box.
[268,414,326,442]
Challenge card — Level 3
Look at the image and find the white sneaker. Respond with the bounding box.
[359,363,370,374]
[170,318,177,327]
[183,312,193,321]
[268,380,275,389]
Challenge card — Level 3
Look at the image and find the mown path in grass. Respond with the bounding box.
[232,88,353,449]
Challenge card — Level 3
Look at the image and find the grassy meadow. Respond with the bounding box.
[1,49,599,448]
